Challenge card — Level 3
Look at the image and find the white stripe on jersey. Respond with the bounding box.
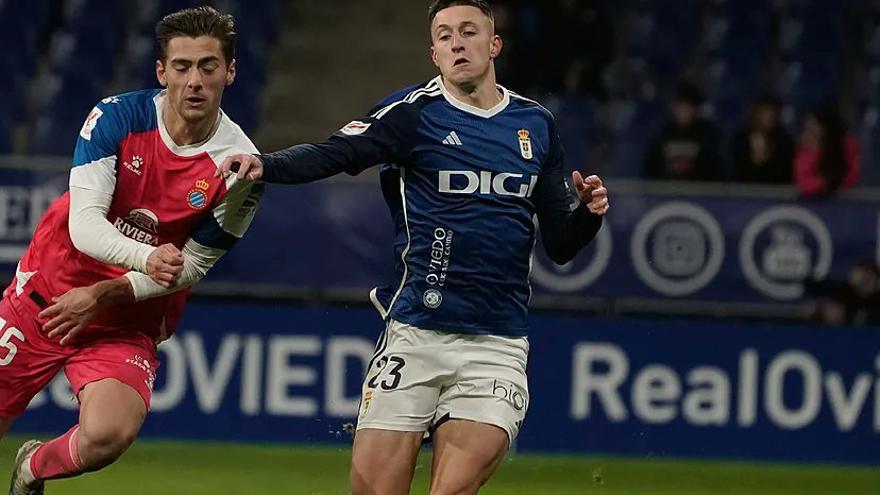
[370,287,389,319]
[385,168,412,316]
[372,81,441,120]
[508,90,553,114]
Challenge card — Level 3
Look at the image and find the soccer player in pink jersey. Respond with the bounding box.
[1,7,262,494]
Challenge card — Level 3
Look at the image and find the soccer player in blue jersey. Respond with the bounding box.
[219,0,609,493]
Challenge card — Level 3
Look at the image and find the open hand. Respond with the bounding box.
[39,287,101,345]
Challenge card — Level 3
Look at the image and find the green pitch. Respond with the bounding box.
[1,436,877,494]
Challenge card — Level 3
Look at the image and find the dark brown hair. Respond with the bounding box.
[428,0,494,24]
[156,6,235,63]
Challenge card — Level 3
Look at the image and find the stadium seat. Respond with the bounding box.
[0,112,12,154]
[607,99,663,178]
[546,96,595,175]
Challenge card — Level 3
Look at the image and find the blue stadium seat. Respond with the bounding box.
[0,111,12,154]
[608,100,663,178]
[222,83,260,132]
[858,107,880,186]
[29,73,103,155]
[545,96,595,174]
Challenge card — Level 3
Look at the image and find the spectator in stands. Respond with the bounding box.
[729,94,795,183]
[847,260,880,325]
[543,0,615,99]
[794,102,861,197]
[805,260,880,326]
[494,0,614,99]
[643,83,723,181]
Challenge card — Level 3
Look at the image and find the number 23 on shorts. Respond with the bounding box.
[0,316,25,367]
[367,356,406,391]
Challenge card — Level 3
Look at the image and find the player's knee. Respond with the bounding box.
[350,463,385,495]
[429,476,486,495]
[78,421,139,469]
[430,465,493,495]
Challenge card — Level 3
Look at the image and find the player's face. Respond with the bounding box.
[156,36,235,123]
[430,6,502,88]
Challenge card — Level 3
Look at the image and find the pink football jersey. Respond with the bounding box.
[7,90,262,344]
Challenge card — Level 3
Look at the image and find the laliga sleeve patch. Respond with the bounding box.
[340,120,372,136]
[79,107,104,141]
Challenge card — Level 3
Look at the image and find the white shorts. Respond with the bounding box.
[356,319,530,443]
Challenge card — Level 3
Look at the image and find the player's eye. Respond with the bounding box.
[463,31,476,36]
[439,34,451,41]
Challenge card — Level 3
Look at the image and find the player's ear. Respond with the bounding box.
[156,60,167,87]
[226,58,237,86]
[430,45,440,68]
[489,35,503,59]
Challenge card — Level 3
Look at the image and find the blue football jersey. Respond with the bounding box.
[261,77,601,336]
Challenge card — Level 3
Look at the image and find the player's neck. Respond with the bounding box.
[442,73,502,110]
[162,105,220,147]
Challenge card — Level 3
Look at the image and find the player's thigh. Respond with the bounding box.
[432,335,530,446]
[67,337,158,448]
[350,428,423,495]
[356,321,447,433]
[0,297,68,420]
[78,378,147,448]
[429,419,509,495]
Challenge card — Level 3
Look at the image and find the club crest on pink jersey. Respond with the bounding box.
[186,179,210,210]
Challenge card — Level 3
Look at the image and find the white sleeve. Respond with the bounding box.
[68,185,156,273]
[123,240,224,301]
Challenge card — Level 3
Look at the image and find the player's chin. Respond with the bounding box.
[181,107,210,122]
[446,70,477,86]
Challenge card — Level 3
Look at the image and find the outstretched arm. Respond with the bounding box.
[216,104,420,184]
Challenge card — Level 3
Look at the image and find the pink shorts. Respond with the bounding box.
[0,292,159,419]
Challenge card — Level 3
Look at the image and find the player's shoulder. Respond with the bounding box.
[370,78,444,118]
[78,89,159,143]
[215,110,260,154]
[92,89,160,129]
[506,88,555,124]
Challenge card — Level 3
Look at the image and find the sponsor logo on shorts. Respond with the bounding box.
[362,389,373,414]
[125,354,156,391]
[423,289,443,309]
[493,379,526,411]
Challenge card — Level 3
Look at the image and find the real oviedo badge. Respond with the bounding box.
[518,129,533,160]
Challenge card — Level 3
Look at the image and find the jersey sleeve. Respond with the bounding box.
[259,101,422,184]
[532,114,603,265]
[69,99,129,194]
[125,176,264,301]
[191,178,264,250]
[67,98,158,272]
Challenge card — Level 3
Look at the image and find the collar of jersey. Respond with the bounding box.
[435,76,510,119]
[154,91,224,156]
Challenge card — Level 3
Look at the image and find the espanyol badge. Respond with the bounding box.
[518,129,533,160]
[186,179,210,210]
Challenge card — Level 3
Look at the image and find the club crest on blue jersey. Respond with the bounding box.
[186,179,210,210]
[518,129,533,160]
